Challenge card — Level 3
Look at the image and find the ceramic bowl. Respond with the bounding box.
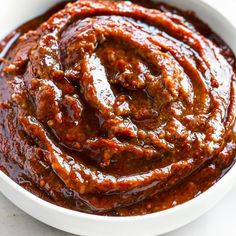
[0,0,236,235]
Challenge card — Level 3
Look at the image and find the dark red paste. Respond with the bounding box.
[0,0,235,216]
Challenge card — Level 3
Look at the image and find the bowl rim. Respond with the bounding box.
[0,0,236,223]
[1,160,236,222]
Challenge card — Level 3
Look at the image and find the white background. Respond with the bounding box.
[0,0,236,235]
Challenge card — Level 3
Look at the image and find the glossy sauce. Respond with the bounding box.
[0,0,235,216]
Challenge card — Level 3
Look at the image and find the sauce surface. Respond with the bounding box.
[0,0,236,216]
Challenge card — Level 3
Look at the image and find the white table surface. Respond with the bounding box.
[0,0,236,235]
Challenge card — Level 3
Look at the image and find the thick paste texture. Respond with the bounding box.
[0,0,235,216]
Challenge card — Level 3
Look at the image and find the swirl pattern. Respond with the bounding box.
[0,0,235,214]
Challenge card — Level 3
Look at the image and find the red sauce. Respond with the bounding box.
[0,0,235,216]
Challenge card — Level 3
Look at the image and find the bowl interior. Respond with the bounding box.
[0,1,236,236]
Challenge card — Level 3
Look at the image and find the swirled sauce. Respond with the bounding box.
[0,0,235,216]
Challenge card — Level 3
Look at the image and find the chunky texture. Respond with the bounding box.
[0,0,235,216]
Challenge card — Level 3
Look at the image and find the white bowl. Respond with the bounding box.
[0,0,236,235]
